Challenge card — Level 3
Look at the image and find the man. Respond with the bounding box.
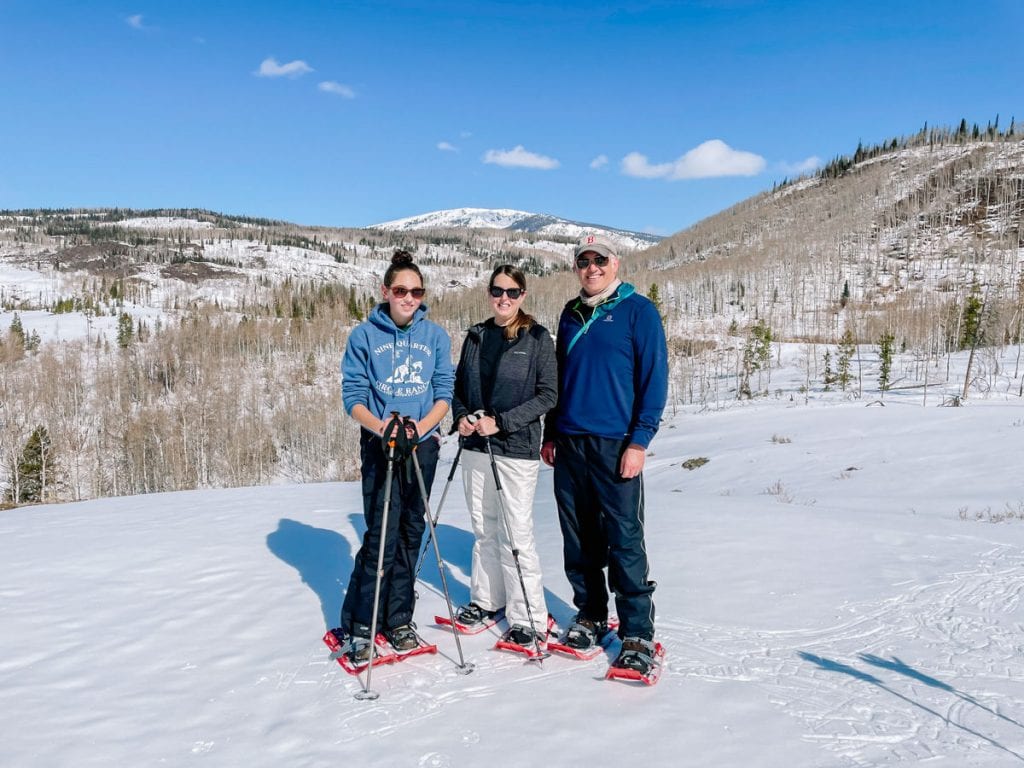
[541,233,668,675]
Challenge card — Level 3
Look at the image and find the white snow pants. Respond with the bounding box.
[461,449,547,631]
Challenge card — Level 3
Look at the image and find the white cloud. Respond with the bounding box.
[460,130,473,139]
[621,152,673,179]
[126,14,145,29]
[437,142,458,152]
[621,139,766,180]
[255,57,314,78]
[482,145,559,170]
[590,154,609,170]
[318,81,355,98]
[778,156,823,175]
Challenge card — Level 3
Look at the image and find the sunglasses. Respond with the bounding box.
[575,254,611,269]
[489,286,524,299]
[389,286,426,299]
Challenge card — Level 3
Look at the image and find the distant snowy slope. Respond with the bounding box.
[373,207,661,252]
[118,216,217,230]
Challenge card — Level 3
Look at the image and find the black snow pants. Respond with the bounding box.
[552,433,656,640]
[341,431,439,634]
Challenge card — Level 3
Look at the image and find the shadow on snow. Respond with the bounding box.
[798,651,1024,762]
[267,510,573,632]
[266,518,354,629]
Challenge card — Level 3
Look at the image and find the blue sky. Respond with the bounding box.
[2,1,1021,235]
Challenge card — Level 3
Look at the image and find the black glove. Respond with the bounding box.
[381,414,413,460]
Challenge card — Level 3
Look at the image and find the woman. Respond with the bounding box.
[337,250,454,664]
[451,264,557,647]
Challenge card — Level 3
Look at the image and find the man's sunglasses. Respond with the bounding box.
[575,254,611,269]
[489,286,524,299]
[389,286,426,299]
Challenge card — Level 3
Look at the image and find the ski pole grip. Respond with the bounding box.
[381,411,403,452]
[403,416,420,444]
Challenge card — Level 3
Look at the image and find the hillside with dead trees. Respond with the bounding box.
[2,122,1022,504]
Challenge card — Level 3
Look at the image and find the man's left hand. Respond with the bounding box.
[619,444,646,479]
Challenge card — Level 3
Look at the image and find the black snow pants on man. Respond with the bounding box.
[341,431,439,635]
[552,434,656,640]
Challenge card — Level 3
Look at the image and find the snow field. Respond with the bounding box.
[1,384,1023,766]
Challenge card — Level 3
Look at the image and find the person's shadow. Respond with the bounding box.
[415,521,474,606]
[267,512,574,631]
[267,518,355,629]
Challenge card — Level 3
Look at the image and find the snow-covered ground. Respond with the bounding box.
[117,217,217,230]
[2,350,1022,767]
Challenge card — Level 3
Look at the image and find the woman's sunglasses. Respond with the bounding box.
[389,286,426,299]
[489,286,524,299]
[575,254,611,269]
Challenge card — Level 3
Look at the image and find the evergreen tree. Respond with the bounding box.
[7,425,56,504]
[9,312,25,347]
[836,329,856,392]
[877,331,895,393]
[739,320,772,398]
[960,287,984,350]
[117,312,134,348]
[823,349,835,390]
[648,282,666,322]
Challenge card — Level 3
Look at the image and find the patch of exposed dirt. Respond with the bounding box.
[160,260,241,283]
[53,242,138,277]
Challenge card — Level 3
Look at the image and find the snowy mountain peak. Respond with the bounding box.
[373,207,662,252]
[374,207,536,231]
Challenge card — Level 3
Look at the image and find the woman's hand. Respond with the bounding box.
[473,415,499,436]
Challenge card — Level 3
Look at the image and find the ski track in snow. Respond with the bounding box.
[662,544,1024,765]
[310,545,1024,764]
[291,621,610,745]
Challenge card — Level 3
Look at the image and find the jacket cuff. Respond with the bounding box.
[628,430,654,449]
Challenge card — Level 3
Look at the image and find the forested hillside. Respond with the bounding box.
[2,124,1022,504]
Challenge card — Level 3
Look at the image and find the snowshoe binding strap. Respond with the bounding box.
[565,616,605,649]
[456,602,494,625]
[614,637,656,673]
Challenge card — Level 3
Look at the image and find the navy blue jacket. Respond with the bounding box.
[544,283,668,449]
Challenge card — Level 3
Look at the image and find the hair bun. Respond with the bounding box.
[391,250,415,268]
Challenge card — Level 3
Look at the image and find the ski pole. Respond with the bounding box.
[355,413,403,701]
[406,419,474,675]
[412,437,463,587]
[481,424,549,661]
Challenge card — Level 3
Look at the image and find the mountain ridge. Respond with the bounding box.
[372,206,661,251]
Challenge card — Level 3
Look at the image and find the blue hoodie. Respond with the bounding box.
[341,302,455,439]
